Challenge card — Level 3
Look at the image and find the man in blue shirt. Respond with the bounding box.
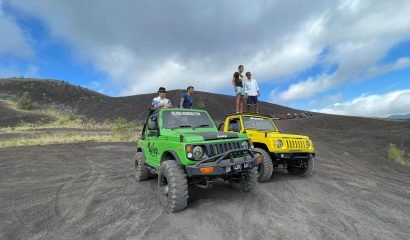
[178,86,194,109]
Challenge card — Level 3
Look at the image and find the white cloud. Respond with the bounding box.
[367,57,410,78]
[4,0,410,98]
[3,0,334,94]
[277,0,410,102]
[313,89,410,117]
[0,1,32,58]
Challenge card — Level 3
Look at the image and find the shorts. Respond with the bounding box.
[236,86,245,96]
[247,96,258,105]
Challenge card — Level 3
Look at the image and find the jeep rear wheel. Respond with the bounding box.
[158,160,188,213]
[254,148,273,182]
[287,157,314,177]
[135,152,150,181]
[229,167,258,192]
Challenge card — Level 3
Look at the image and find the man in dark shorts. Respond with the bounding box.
[178,86,194,109]
[244,72,260,113]
[231,65,245,113]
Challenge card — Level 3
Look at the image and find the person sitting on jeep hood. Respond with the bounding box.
[151,87,172,109]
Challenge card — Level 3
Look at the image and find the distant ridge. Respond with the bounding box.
[0,78,299,123]
[388,114,410,119]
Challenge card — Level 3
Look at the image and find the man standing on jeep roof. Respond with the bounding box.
[178,86,194,109]
[244,72,260,113]
[231,65,245,113]
[151,87,172,110]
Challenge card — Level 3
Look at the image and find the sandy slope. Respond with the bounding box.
[0,138,409,240]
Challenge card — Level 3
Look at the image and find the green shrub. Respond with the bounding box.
[113,117,138,140]
[388,144,409,166]
[113,117,129,134]
[17,91,33,110]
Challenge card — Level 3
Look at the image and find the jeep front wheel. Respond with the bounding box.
[229,167,258,192]
[135,152,150,181]
[287,157,314,177]
[158,160,189,212]
[254,148,273,182]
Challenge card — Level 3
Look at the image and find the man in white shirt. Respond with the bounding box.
[243,72,260,113]
[151,87,172,110]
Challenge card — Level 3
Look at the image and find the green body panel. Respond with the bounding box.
[137,108,250,169]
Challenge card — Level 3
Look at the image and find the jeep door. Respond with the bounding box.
[145,113,161,167]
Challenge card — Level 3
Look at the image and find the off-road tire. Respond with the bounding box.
[158,160,188,213]
[287,157,314,177]
[254,148,273,182]
[229,167,258,192]
[135,152,150,181]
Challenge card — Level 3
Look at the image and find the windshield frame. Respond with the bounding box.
[242,116,278,131]
[160,109,216,130]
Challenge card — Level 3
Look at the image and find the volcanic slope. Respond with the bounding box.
[0,78,298,125]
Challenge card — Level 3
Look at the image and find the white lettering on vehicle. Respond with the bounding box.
[217,135,228,138]
[171,112,201,116]
[250,117,264,121]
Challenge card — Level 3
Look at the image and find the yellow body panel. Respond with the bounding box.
[223,114,315,154]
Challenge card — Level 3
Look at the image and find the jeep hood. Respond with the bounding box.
[181,132,240,142]
[246,130,309,140]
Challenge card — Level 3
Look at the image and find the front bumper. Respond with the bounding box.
[185,148,261,177]
[273,152,315,160]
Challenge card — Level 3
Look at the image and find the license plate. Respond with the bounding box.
[226,163,250,173]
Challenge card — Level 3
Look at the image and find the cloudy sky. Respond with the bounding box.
[1,0,409,117]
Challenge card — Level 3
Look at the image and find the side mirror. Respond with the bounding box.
[148,121,157,130]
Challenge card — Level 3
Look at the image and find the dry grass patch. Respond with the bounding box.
[387,144,409,166]
[0,131,140,148]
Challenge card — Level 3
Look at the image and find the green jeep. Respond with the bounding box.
[135,108,262,212]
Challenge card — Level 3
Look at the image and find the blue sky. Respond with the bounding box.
[1,0,410,117]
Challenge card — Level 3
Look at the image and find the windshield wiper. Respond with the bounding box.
[194,124,211,129]
[170,125,193,130]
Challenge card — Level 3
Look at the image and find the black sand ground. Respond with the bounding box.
[1,115,409,240]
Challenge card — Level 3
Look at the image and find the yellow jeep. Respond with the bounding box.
[219,113,315,182]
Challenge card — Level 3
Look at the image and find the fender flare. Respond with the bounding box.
[161,150,183,165]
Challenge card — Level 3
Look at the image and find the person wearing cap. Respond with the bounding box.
[151,87,172,110]
[178,86,194,109]
[244,72,260,113]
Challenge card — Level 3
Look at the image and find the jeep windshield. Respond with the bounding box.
[242,116,277,131]
[162,111,214,129]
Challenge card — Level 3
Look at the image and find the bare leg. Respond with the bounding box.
[236,94,240,112]
[255,104,259,113]
[239,96,244,113]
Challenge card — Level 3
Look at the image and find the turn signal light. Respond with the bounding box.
[200,167,214,174]
[186,145,192,152]
[256,156,264,164]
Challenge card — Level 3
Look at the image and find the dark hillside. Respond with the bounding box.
[0,78,299,123]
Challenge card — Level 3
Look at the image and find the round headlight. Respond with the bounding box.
[276,140,283,148]
[306,141,310,148]
[241,141,249,149]
[192,146,204,160]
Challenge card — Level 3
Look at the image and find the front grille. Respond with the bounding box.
[285,139,306,150]
[205,141,242,157]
